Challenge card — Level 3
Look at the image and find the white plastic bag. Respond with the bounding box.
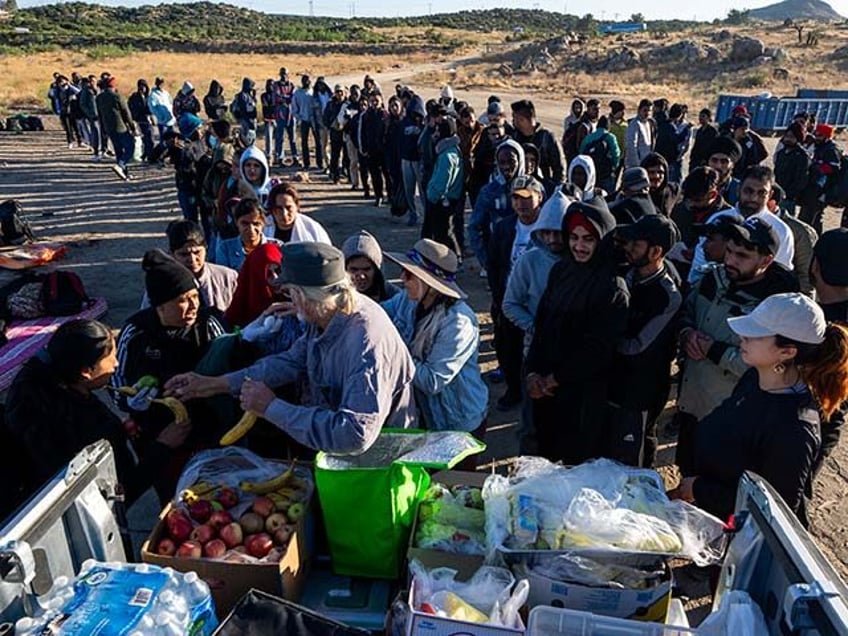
[697,590,769,636]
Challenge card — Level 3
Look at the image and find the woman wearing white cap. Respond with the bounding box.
[671,293,848,525]
[382,239,488,444]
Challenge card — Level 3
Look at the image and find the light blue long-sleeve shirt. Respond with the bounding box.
[382,292,488,432]
[225,294,416,455]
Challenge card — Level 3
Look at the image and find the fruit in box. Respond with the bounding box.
[219,522,244,549]
[156,537,176,556]
[203,539,227,559]
[215,486,239,509]
[287,502,305,522]
[188,499,213,523]
[176,541,202,558]
[246,533,274,558]
[189,523,216,545]
[166,509,193,542]
[252,496,275,518]
[265,513,289,533]
[239,512,264,535]
[208,510,233,529]
[273,525,294,546]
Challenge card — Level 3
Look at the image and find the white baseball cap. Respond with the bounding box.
[727,293,826,345]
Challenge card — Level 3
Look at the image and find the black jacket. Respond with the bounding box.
[610,263,681,409]
[671,195,731,248]
[488,213,534,311]
[204,80,227,120]
[774,145,810,201]
[127,90,152,123]
[5,354,169,505]
[689,123,719,170]
[527,200,629,462]
[512,123,565,183]
[693,368,820,524]
[112,306,226,445]
[732,132,768,179]
[360,107,388,157]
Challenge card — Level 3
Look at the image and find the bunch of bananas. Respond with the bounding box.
[179,481,216,505]
[240,461,303,495]
[110,376,189,424]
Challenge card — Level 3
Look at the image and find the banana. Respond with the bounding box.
[219,411,258,446]
[240,460,298,495]
[152,396,189,424]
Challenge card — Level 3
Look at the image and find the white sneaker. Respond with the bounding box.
[479,268,487,278]
[68,143,75,149]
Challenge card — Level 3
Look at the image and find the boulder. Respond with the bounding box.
[752,55,773,66]
[604,47,641,71]
[833,45,848,59]
[730,37,766,63]
[773,68,790,80]
[497,63,513,78]
[712,29,732,42]
[764,47,790,62]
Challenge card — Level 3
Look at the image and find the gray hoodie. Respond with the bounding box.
[502,191,569,354]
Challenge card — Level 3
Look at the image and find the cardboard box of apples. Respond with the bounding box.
[141,450,313,618]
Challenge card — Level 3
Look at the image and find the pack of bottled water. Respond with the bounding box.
[14,560,218,635]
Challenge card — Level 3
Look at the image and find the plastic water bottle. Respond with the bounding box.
[153,610,183,636]
[158,589,188,623]
[13,617,42,636]
[182,571,211,606]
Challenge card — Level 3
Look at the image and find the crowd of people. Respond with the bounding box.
[9,69,848,528]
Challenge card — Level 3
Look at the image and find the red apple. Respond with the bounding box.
[239,512,264,535]
[265,512,289,533]
[273,525,295,546]
[208,510,233,529]
[166,509,193,542]
[190,523,216,545]
[246,533,273,559]
[188,500,213,524]
[156,537,176,556]
[203,538,227,559]
[215,487,239,509]
[252,496,275,518]
[176,541,202,559]
[219,522,244,549]
[286,502,306,522]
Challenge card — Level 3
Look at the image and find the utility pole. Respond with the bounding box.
[309,0,314,16]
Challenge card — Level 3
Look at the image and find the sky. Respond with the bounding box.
[15,0,848,22]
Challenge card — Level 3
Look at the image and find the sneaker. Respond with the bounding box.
[111,164,128,180]
[374,197,383,207]
[479,268,488,279]
[68,143,75,149]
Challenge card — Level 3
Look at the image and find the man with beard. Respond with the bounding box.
[687,165,794,285]
[510,99,565,183]
[800,123,843,234]
[673,216,799,475]
[707,136,743,207]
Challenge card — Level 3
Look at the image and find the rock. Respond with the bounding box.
[603,47,641,71]
[752,55,773,66]
[730,37,766,63]
[833,45,848,59]
[773,68,790,80]
[497,63,513,78]
[712,29,732,43]
[764,47,790,62]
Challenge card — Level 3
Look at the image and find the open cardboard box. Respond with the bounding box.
[407,470,488,582]
[141,501,310,618]
[407,580,525,636]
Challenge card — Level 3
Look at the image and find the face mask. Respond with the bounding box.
[209,136,219,148]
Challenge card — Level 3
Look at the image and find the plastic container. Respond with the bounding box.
[526,605,698,635]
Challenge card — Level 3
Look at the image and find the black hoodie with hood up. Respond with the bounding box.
[203,79,227,120]
[527,198,630,465]
[642,152,680,216]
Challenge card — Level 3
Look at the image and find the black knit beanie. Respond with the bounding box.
[143,249,197,307]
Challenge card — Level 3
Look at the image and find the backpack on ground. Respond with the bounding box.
[23,116,45,132]
[0,199,35,246]
[583,134,614,180]
[40,270,91,316]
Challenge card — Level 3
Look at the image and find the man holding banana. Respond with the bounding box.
[166,242,417,456]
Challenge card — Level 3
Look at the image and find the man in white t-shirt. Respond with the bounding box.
[689,165,794,285]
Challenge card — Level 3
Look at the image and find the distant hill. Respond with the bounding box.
[748,0,844,21]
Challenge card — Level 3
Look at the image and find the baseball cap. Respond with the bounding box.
[694,211,745,237]
[617,214,680,253]
[510,175,544,198]
[487,101,505,117]
[725,217,779,254]
[728,292,826,344]
[278,242,347,287]
[621,167,650,192]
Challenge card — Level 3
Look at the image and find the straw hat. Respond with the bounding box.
[385,239,466,300]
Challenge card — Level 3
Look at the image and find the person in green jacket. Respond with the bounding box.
[579,116,621,195]
[424,117,465,257]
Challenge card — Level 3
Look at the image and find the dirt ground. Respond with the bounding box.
[0,61,846,614]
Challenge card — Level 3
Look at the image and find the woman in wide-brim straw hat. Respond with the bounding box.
[383,239,489,445]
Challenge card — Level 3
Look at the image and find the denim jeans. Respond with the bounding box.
[298,121,323,168]
[137,121,155,160]
[263,120,275,159]
[108,131,134,169]
[402,159,423,219]
[177,189,198,223]
[274,118,297,161]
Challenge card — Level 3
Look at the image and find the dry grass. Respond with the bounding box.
[0,49,436,114]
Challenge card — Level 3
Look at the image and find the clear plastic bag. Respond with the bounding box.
[521,553,666,590]
[415,484,487,555]
[698,591,769,636]
[483,457,727,566]
[319,431,485,470]
[409,560,518,627]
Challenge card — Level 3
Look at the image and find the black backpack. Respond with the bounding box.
[40,271,91,316]
[0,199,35,246]
[583,134,614,180]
